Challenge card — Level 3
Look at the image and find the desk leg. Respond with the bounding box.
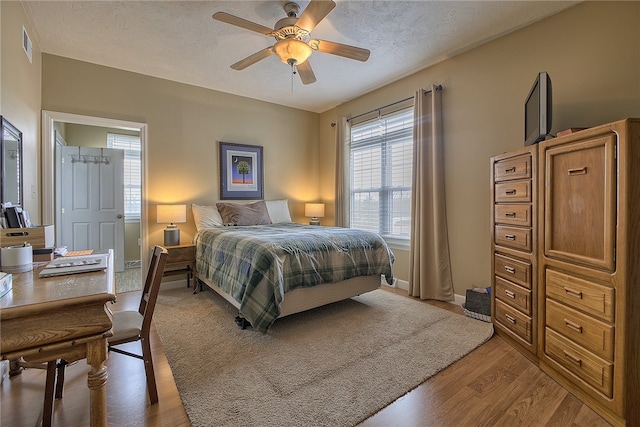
[86,339,109,427]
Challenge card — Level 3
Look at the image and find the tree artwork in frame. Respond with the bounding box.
[219,142,264,200]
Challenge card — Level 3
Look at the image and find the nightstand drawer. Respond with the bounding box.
[166,245,195,265]
[546,299,614,360]
[545,328,613,398]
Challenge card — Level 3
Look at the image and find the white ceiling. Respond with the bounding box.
[22,1,578,113]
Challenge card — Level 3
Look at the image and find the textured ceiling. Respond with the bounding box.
[22,1,578,113]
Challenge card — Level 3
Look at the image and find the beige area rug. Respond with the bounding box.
[153,286,494,427]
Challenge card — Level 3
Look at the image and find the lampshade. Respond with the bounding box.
[273,39,313,65]
[305,203,325,226]
[305,203,325,218]
[157,204,186,224]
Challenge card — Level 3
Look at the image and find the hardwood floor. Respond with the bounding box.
[1,285,611,426]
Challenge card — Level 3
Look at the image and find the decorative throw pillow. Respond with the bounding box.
[216,201,272,226]
[192,204,224,230]
[265,199,292,223]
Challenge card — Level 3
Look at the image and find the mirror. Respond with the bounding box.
[1,116,23,208]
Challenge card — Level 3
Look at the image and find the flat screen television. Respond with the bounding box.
[524,71,552,146]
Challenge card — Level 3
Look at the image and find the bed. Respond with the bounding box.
[191,200,394,333]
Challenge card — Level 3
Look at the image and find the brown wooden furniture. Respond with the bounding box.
[49,246,168,406]
[491,118,640,426]
[490,145,538,361]
[0,250,116,427]
[161,244,195,287]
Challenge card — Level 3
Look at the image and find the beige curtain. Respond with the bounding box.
[334,117,350,227]
[409,85,454,300]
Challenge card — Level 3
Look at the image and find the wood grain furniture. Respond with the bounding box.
[161,244,195,287]
[538,118,640,426]
[0,249,116,427]
[490,145,538,361]
[48,246,168,406]
[491,119,640,426]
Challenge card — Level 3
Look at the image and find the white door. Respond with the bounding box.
[59,146,125,271]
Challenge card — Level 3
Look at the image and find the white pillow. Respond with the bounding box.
[192,204,224,230]
[265,199,292,223]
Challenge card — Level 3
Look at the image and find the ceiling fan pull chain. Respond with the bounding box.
[291,63,297,92]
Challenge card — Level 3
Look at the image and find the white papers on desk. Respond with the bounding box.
[39,254,109,278]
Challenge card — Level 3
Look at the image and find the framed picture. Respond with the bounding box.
[219,141,264,200]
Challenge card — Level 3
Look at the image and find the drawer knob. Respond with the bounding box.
[563,350,583,366]
[505,314,516,324]
[505,189,517,195]
[505,167,517,173]
[505,234,516,241]
[504,266,516,274]
[563,287,583,299]
[505,212,517,217]
[564,319,583,333]
[504,289,516,299]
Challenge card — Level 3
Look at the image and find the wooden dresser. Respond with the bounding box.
[492,118,640,426]
[490,145,538,360]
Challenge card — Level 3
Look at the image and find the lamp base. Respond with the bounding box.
[164,228,180,246]
[309,218,320,226]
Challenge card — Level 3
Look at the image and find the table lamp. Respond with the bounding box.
[305,203,325,226]
[157,204,186,246]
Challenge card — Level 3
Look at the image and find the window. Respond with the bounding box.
[349,107,413,242]
[107,133,141,222]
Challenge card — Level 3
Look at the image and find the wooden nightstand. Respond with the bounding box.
[160,244,196,287]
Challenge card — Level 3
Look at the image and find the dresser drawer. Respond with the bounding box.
[495,226,532,252]
[494,253,531,289]
[494,154,531,182]
[166,245,195,264]
[545,269,614,322]
[494,204,532,227]
[495,276,531,315]
[545,328,613,398]
[495,181,531,203]
[495,299,532,343]
[546,299,614,360]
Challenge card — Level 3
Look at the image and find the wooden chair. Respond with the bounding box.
[43,245,168,421]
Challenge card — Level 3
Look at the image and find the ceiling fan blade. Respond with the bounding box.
[296,61,317,85]
[295,0,336,32]
[212,12,273,36]
[311,39,370,62]
[231,47,275,70]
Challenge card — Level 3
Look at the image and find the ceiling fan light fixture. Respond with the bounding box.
[273,38,312,65]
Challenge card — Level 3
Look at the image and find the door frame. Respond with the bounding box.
[42,110,149,267]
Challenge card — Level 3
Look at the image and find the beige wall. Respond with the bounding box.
[1,1,41,220]
[7,1,640,296]
[41,56,320,246]
[320,1,640,294]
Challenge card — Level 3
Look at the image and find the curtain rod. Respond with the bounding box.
[344,84,442,123]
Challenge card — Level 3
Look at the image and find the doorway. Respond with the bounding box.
[42,111,149,276]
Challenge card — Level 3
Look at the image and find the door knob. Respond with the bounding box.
[117,214,123,219]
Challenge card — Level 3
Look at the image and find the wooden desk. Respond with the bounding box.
[0,250,116,427]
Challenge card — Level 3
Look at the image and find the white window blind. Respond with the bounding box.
[107,133,141,222]
[349,107,413,240]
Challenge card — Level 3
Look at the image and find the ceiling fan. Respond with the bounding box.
[212,0,370,85]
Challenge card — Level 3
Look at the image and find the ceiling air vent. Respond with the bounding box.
[22,26,32,63]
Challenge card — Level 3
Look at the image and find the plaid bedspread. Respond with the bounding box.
[195,223,394,333]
